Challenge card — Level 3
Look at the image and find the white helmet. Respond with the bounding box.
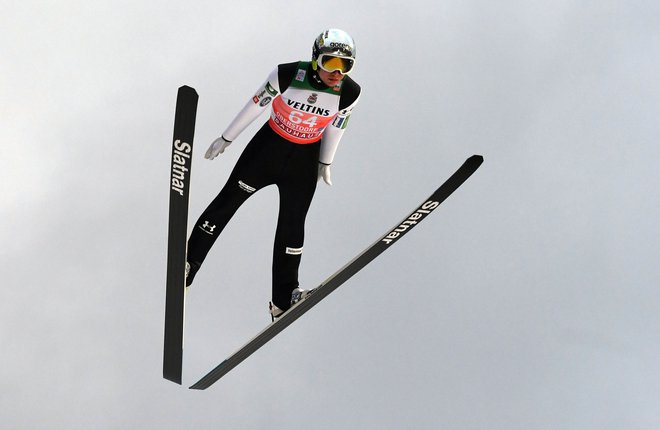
[312,29,356,75]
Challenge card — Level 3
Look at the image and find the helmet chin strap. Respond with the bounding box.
[312,61,325,85]
[311,68,323,85]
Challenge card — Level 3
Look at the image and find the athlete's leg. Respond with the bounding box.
[270,144,320,310]
[186,177,255,268]
[186,130,278,284]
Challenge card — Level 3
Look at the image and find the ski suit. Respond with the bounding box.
[187,61,361,310]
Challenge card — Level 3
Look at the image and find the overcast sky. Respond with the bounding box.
[3,0,660,428]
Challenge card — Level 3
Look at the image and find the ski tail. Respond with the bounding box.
[188,155,483,390]
[163,85,198,384]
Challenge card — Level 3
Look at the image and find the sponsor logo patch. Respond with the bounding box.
[238,180,256,193]
[286,247,303,255]
[265,82,278,96]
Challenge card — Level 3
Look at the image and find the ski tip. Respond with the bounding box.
[178,85,199,96]
[465,154,484,170]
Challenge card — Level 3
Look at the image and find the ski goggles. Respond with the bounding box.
[317,54,355,75]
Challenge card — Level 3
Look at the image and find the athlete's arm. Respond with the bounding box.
[221,67,281,142]
[319,77,361,165]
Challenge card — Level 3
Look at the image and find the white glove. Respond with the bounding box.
[205,136,232,160]
[318,163,332,186]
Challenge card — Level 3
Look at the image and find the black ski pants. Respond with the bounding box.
[187,123,320,310]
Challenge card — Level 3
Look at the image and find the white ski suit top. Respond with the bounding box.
[221,61,361,165]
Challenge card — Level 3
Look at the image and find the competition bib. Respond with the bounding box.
[268,63,341,144]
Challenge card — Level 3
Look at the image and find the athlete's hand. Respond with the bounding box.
[205,136,232,160]
[318,163,332,186]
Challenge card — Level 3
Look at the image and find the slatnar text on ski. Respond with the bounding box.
[171,139,191,196]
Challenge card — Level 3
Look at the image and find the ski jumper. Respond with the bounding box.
[187,61,361,310]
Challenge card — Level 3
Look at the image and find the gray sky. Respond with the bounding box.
[3,0,660,428]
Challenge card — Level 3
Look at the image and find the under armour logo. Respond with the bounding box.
[200,221,217,235]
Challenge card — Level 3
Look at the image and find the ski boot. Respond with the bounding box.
[291,287,314,305]
[269,288,315,322]
[185,261,200,287]
[269,302,284,321]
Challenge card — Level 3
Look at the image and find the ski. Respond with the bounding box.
[189,154,484,390]
[163,85,198,384]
